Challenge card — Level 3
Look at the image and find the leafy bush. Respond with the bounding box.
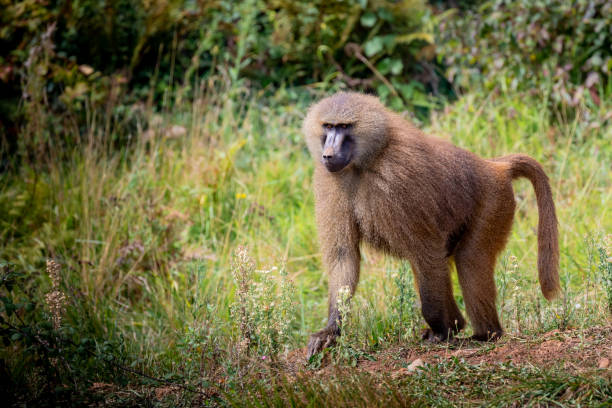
[1,0,444,158]
[438,0,612,107]
[243,0,448,111]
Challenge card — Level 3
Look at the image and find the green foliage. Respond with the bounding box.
[0,260,125,405]
[438,0,612,107]
[4,0,611,161]
[1,0,445,160]
[253,0,445,111]
[596,235,612,314]
[389,262,420,341]
[331,285,372,367]
[230,246,297,358]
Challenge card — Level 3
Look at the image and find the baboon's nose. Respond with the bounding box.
[322,146,334,160]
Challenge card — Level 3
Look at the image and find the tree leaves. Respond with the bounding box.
[360,11,377,28]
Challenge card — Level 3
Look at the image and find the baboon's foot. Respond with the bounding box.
[421,328,453,343]
[421,316,465,343]
[306,326,339,359]
[470,330,503,342]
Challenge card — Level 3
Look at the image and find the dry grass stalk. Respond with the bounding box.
[45,259,66,330]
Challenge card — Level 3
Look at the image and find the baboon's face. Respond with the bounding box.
[304,92,388,172]
[320,123,355,172]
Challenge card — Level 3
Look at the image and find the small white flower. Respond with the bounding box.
[575,303,581,309]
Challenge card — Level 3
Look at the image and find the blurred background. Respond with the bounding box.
[2,0,610,150]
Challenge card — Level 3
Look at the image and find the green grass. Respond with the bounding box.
[1,83,610,406]
[222,359,611,407]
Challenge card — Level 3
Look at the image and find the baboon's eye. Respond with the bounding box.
[341,124,347,129]
[324,123,333,129]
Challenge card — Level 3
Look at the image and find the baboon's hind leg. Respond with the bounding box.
[455,250,502,340]
[455,192,515,340]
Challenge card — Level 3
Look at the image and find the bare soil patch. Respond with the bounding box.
[288,325,612,378]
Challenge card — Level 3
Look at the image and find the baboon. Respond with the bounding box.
[303,92,559,358]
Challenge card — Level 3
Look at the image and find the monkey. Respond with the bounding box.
[302,92,560,358]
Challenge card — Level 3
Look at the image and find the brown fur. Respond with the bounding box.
[303,92,560,357]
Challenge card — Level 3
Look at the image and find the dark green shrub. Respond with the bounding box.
[233,0,448,111]
[1,0,444,159]
[438,0,612,106]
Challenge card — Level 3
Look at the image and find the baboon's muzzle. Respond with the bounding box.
[322,126,354,172]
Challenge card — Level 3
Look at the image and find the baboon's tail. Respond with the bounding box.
[497,154,560,300]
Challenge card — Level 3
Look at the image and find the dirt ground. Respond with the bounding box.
[287,325,612,377]
[89,325,611,406]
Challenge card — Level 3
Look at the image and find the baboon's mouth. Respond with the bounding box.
[323,157,350,172]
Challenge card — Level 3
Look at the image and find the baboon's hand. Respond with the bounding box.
[306,327,338,359]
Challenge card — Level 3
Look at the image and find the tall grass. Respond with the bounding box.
[1,78,610,404]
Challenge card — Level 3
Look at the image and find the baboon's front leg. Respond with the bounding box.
[306,246,361,359]
[306,178,361,360]
[306,168,363,359]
